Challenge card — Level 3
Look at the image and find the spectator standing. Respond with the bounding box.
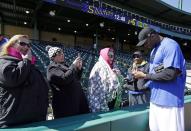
[46,46,89,118]
[0,35,48,128]
[124,51,150,106]
[88,48,124,112]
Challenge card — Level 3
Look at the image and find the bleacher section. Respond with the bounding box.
[31,41,132,93]
[31,40,191,102]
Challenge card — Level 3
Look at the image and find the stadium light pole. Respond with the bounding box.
[178,0,183,10]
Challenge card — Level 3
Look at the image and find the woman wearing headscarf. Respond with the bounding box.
[0,35,48,128]
[88,48,124,113]
[46,46,89,118]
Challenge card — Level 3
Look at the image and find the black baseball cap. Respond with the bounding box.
[136,27,156,46]
[133,51,143,58]
[133,51,142,56]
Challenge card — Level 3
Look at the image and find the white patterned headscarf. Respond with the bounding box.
[88,55,123,112]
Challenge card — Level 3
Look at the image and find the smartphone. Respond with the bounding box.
[78,53,82,63]
[78,53,81,58]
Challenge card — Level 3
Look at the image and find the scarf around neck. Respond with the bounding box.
[7,47,36,64]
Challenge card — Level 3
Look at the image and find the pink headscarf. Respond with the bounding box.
[100,48,114,68]
[7,47,36,64]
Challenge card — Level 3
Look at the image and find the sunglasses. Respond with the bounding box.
[108,52,114,58]
[19,42,31,48]
[133,55,141,59]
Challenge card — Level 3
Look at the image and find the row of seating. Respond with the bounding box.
[31,40,191,99]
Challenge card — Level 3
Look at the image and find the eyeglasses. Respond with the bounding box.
[19,42,31,48]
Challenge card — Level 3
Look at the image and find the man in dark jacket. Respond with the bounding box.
[0,35,48,128]
[46,46,89,118]
[123,51,150,106]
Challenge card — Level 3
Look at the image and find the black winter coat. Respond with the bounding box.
[47,62,89,118]
[0,56,48,128]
